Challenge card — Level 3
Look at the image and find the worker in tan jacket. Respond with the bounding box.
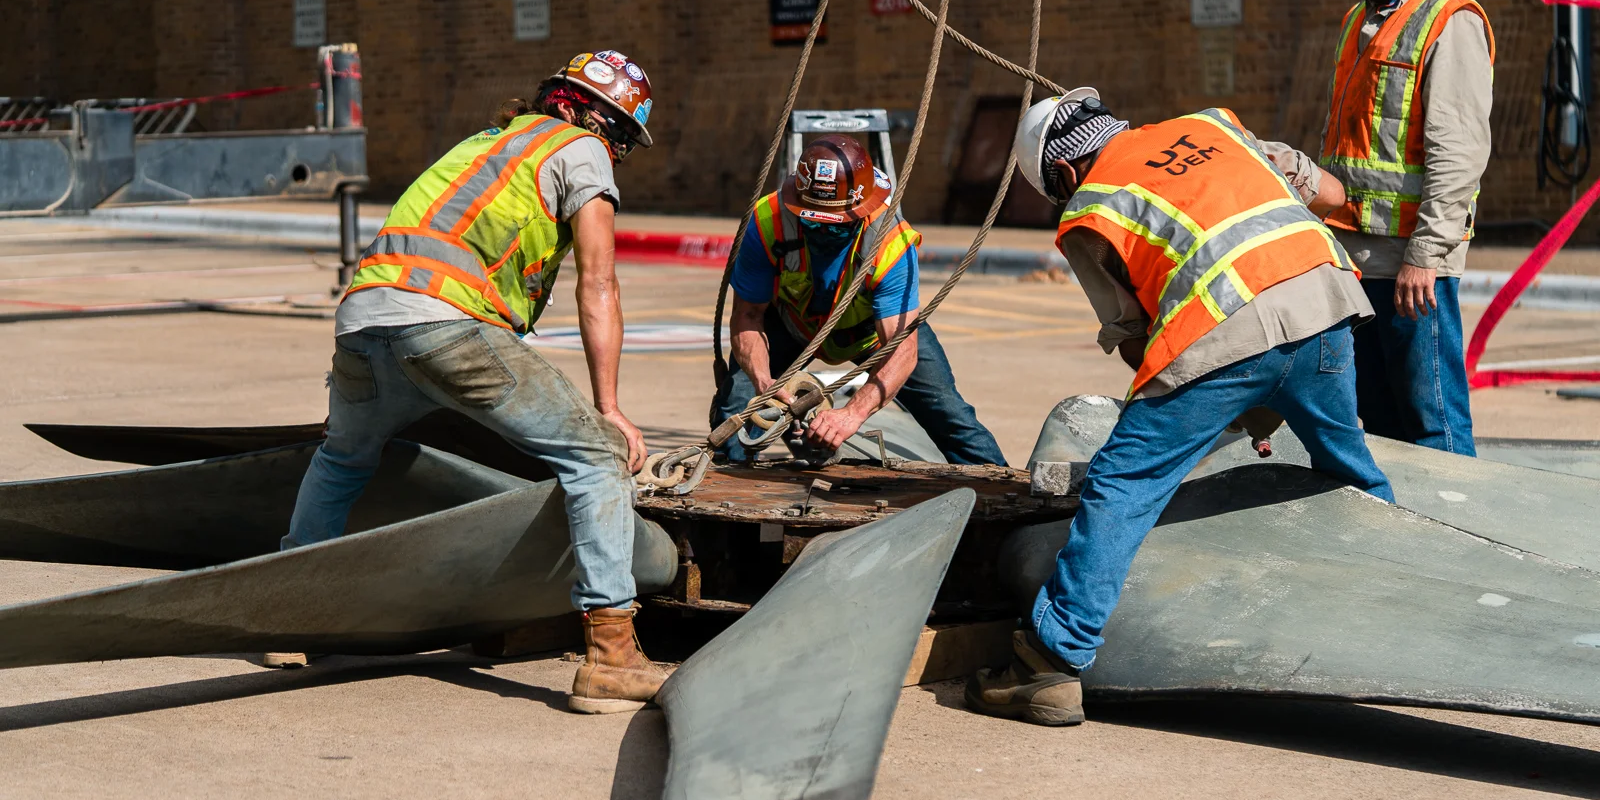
[1320,0,1494,455]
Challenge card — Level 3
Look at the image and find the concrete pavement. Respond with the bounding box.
[1,215,1598,798]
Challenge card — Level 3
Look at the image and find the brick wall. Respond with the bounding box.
[0,0,1592,240]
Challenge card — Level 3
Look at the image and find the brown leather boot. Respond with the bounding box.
[569,606,668,714]
[965,630,1085,726]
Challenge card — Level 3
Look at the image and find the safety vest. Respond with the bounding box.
[1057,108,1356,398]
[344,114,600,332]
[1319,0,1495,239]
[749,193,922,364]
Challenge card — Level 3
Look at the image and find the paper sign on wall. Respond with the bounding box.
[1191,0,1242,27]
[293,0,326,48]
[515,0,551,42]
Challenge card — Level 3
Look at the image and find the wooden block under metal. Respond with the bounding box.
[471,612,582,658]
[671,561,702,602]
[902,619,1016,687]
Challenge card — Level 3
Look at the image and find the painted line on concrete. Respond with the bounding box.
[1477,354,1600,370]
[0,263,321,286]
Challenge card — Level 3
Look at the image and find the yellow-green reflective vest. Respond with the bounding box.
[344,114,600,332]
[749,193,922,364]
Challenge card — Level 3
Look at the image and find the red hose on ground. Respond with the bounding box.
[1465,177,1600,388]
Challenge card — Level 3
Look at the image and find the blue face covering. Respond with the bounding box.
[799,219,860,247]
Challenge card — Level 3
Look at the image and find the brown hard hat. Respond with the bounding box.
[553,50,654,147]
[780,134,891,224]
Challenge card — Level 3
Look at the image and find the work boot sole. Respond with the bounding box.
[964,678,1086,727]
[568,695,648,715]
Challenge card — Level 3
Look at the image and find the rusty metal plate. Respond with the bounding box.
[636,459,1073,528]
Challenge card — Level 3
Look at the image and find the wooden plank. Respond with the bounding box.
[902,619,1015,687]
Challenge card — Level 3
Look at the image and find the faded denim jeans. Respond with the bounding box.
[1353,277,1476,456]
[285,319,637,611]
[1032,320,1395,671]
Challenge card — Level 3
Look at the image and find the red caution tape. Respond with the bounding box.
[1466,177,1600,388]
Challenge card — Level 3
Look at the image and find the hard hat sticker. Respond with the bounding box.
[633,98,652,126]
[583,61,616,84]
[799,209,847,223]
[595,50,630,69]
[873,168,891,189]
[796,161,813,191]
[568,53,593,70]
[814,159,840,183]
[613,78,641,102]
[625,63,645,81]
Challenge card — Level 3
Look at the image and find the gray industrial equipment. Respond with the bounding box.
[658,489,973,800]
[781,109,898,190]
[0,44,369,289]
[0,441,677,669]
[1000,464,1600,725]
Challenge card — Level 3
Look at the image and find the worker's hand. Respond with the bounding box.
[1394,263,1438,321]
[600,408,648,475]
[804,406,868,453]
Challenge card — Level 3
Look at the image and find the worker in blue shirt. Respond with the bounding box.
[710,134,1005,465]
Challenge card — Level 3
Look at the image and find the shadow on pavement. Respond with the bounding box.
[0,650,560,732]
[922,680,1600,799]
[609,708,668,800]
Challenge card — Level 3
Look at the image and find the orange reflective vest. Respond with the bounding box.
[344,114,601,332]
[1057,108,1356,398]
[1319,0,1495,239]
[749,193,922,364]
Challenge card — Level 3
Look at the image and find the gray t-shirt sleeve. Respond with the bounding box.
[538,136,621,222]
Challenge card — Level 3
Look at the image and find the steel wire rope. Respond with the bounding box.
[646,0,1058,488]
[820,0,1043,398]
[710,0,834,396]
[703,0,952,447]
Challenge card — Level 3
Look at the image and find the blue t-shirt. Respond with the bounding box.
[730,220,919,320]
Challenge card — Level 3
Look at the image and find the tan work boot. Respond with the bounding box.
[965,629,1086,726]
[569,607,668,714]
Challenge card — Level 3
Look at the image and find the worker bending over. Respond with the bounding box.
[710,134,1006,465]
[1320,0,1494,455]
[281,51,666,715]
[967,90,1395,727]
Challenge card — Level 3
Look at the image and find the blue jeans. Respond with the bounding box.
[285,320,638,611]
[711,310,1007,465]
[1353,277,1475,456]
[1031,320,1394,671]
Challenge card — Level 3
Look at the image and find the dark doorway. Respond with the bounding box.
[943,96,1061,228]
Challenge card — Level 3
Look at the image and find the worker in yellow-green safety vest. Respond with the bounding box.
[710,134,1007,465]
[277,50,670,717]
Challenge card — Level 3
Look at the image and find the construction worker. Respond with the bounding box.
[710,134,1006,465]
[277,51,667,715]
[966,90,1395,727]
[1320,0,1494,455]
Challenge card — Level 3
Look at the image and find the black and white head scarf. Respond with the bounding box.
[1039,101,1130,203]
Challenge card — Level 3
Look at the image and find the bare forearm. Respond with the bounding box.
[576,275,624,412]
[730,303,775,393]
[846,329,919,420]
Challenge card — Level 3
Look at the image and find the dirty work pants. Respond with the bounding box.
[1353,277,1476,456]
[284,319,637,611]
[1032,320,1395,671]
[710,309,1007,465]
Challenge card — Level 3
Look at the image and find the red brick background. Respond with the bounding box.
[0,0,1590,240]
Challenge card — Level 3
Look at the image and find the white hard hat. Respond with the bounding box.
[1014,87,1102,202]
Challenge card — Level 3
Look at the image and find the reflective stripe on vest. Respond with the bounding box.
[749,193,921,364]
[1058,108,1354,398]
[344,114,597,332]
[1319,0,1495,238]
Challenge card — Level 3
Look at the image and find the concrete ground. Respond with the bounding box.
[1,214,1598,799]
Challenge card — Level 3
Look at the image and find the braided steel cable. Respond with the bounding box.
[709,0,832,395]
[703,0,951,447]
[823,0,1043,397]
[907,0,1065,96]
